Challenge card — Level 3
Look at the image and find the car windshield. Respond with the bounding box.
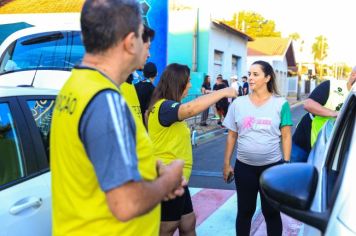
[0,31,85,75]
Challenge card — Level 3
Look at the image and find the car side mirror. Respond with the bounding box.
[260,163,329,232]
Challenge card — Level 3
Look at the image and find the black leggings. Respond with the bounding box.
[234,159,282,236]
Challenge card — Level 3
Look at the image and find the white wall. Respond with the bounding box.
[288,76,298,95]
[273,58,289,96]
[208,24,248,85]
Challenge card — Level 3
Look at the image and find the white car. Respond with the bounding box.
[0,86,57,235]
[260,85,356,235]
[0,25,83,89]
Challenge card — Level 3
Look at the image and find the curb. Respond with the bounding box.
[290,100,304,109]
[194,127,226,146]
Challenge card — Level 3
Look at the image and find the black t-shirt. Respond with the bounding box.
[243,82,249,95]
[213,83,228,107]
[202,83,211,91]
[135,81,155,120]
[292,80,330,152]
[158,100,181,127]
[222,79,229,87]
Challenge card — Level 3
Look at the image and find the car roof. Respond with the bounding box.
[0,86,58,97]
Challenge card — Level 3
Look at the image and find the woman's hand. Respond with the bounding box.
[223,164,234,183]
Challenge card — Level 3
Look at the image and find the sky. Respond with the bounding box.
[179,0,356,66]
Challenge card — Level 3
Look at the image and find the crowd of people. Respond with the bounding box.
[49,0,355,236]
[200,74,250,127]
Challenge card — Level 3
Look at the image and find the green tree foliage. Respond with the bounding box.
[312,35,328,62]
[337,64,352,78]
[288,32,300,41]
[223,11,281,37]
[289,32,304,53]
[343,65,352,76]
[312,35,329,80]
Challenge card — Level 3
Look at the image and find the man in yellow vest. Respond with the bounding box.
[50,1,185,235]
[291,66,356,162]
[121,24,155,125]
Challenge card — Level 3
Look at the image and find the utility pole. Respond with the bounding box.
[296,40,304,101]
[319,36,324,84]
[297,61,302,100]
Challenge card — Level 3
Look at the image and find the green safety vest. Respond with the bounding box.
[310,80,348,146]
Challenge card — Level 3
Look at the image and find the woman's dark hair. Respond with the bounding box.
[147,63,190,113]
[252,60,279,95]
[202,75,210,87]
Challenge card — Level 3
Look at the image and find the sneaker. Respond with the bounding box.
[200,123,207,126]
[217,121,222,125]
[211,116,220,120]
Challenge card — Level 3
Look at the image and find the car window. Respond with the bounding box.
[26,99,55,160]
[325,94,355,208]
[0,31,84,75]
[0,103,25,186]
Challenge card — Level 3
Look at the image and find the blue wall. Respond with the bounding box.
[141,0,168,81]
[167,8,211,99]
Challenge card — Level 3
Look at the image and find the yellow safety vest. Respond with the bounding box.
[147,99,192,181]
[120,81,158,182]
[311,80,348,146]
[51,68,159,236]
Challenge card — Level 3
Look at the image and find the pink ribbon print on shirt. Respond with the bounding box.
[241,116,272,131]
[242,116,255,131]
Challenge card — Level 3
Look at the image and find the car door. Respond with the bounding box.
[18,95,56,190]
[304,92,356,236]
[323,92,355,235]
[0,95,54,236]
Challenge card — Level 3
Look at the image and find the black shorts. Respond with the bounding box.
[161,186,193,221]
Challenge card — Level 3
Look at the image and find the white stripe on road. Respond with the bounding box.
[194,191,261,236]
[196,192,237,236]
[189,187,202,197]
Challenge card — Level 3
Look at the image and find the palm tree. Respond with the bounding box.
[312,35,328,80]
[289,32,304,100]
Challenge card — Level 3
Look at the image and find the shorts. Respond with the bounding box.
[161,186,193,221]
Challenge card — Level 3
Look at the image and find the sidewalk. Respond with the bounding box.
[287,94,308,108]
[190,94,308,145]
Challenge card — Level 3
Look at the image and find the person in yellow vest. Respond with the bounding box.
[120,25,186,225]
[121,24,155,124]
[291,66,356,162]
[147,63,237,236]
[50,1,185,235]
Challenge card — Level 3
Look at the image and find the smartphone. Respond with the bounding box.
[227,172,234,183]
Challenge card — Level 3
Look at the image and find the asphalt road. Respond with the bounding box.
[189,103,307,189]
